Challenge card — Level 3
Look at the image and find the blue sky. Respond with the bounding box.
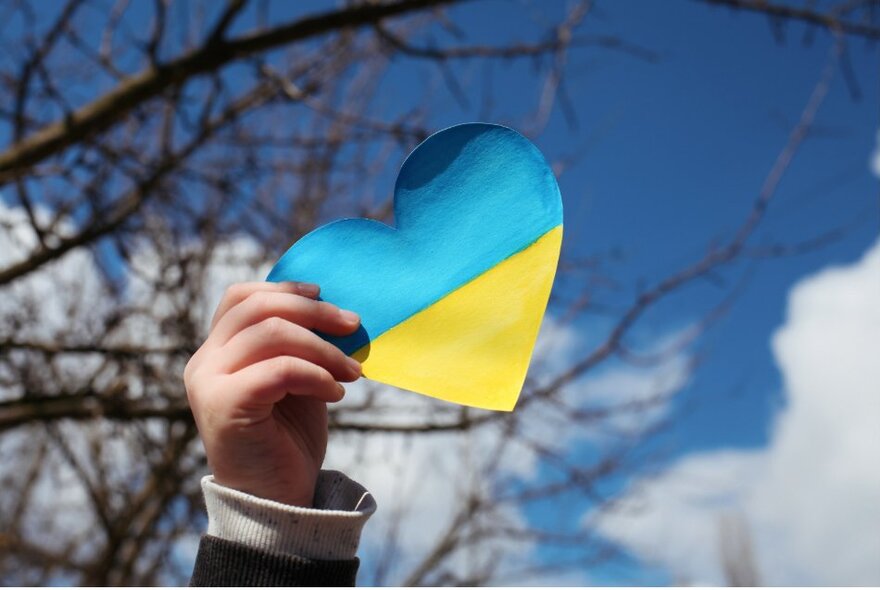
[1,0,876,585]
[440,0,878,452]
[395,1,879,583]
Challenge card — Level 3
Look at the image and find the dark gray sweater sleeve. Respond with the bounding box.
[190,535,360,586]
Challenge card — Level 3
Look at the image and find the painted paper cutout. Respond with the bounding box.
[267,123,563,411]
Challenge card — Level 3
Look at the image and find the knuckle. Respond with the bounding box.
[321,340,345,365]
[274,356,303,383]
[311,366,334,390]
[316,300,338,317]
[183,364,205,406]
[302,358,325,383]
[289,297,320,328]
[315,301,341,326]
[259,316,289,339]
[183,353,200,390]
[223,283,248,304]
[243,290,275,314]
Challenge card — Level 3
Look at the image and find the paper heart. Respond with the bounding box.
[267,123,562,411]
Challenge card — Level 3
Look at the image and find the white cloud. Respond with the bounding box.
[595,238,880,585]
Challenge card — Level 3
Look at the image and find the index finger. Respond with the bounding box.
[211,291,359,345]
[211,281,319,330]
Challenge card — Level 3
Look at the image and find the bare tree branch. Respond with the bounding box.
[0,0,461,185]
[699,0,880,39]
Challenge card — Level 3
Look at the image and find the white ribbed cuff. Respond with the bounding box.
[202,470,376,561]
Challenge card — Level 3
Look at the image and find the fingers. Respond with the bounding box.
[211,289,360,345]
[211,281,321,331]
[195,282,360,413]
[229,356,347,406]
[221,316,362,381]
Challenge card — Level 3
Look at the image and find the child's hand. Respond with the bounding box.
[184,281,362,507]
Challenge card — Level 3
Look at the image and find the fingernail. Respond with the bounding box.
[340,309,359,324]
[336,382,346,396]
[346,356,362,377]
[297,282,320,297]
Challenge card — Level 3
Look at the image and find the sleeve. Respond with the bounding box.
[189,470,377,587]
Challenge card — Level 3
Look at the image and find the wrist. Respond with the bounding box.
[211,471,317,508]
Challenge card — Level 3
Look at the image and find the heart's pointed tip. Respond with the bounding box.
[484,400,519,413]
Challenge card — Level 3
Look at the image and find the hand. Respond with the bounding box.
[184,281,362,507]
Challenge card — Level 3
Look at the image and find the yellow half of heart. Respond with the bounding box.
[352,225,563,411]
